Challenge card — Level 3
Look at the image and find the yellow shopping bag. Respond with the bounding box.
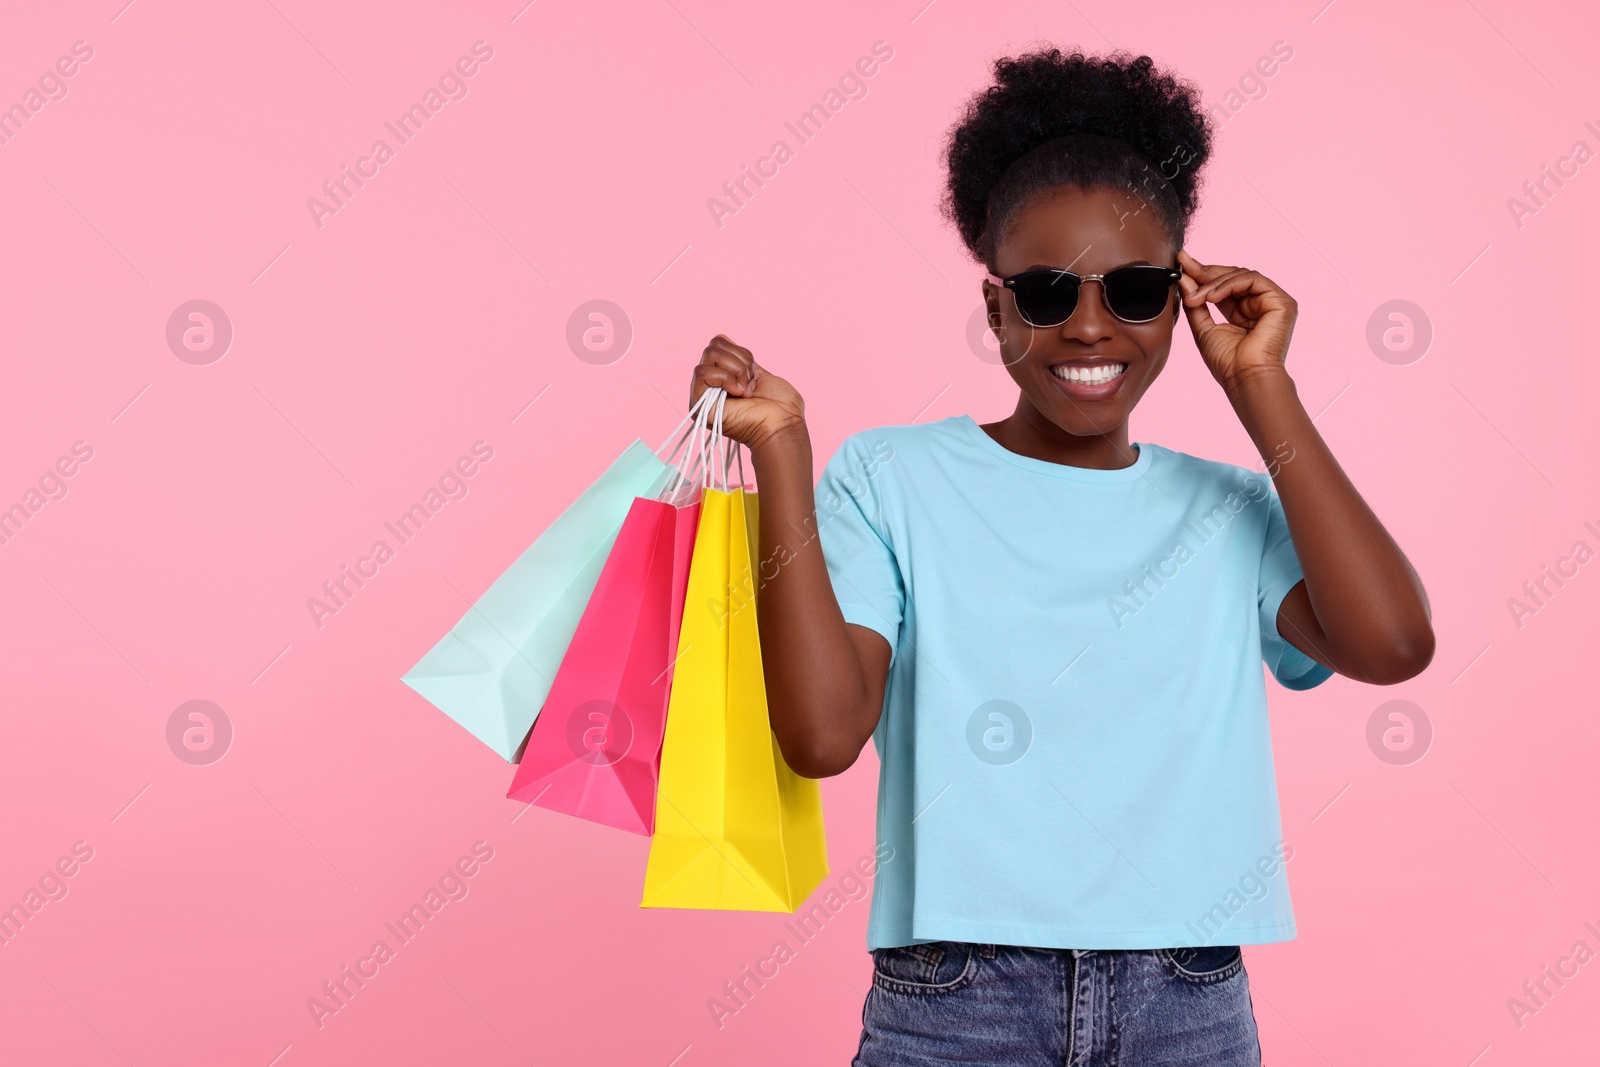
[640,483,828,912]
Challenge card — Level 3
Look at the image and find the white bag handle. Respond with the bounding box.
[703,387,751,494]
[654,386,717,466]
[658,386,722,503]
[705,389,725,492]
[653,385,750,502]
[707,389,745,493]
[684,388,720,495]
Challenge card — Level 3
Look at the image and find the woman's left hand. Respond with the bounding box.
[1176,249,1297,391]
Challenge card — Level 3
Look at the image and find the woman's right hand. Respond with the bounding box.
[691,335,806,451]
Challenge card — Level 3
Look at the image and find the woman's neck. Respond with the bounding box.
[979,401,1138,471]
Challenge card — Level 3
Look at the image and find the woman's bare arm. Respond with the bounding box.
[1176,251,1435,685]
[749,429,892,778]
[690,336,890,778]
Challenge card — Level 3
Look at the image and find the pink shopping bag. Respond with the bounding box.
[505,413,722,833]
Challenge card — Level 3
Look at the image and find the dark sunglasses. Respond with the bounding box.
[985,264,1182,326]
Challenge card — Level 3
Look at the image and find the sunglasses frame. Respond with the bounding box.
[985,264,1183,327]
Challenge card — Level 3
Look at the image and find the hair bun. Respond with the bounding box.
[942,45,1215,265]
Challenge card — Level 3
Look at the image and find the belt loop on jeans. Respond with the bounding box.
[979,943,997,959]
[1071,948,1088,959]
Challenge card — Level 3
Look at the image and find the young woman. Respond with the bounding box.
[688,46,1433,1066]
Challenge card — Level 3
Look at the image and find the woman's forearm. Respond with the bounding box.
[748,426,879,777]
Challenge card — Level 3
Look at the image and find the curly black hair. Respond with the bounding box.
[941,45,1215,269]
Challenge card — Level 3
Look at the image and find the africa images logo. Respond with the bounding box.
[306,41,495,230]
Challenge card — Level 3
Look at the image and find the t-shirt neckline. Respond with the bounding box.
[953,414,1154,483]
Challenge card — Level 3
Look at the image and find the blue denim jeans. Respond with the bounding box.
[853,942,1261,1066]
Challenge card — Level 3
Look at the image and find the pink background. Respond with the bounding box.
[1,0,1596,1063]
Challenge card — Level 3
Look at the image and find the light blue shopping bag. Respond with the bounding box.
[402,390,721,761]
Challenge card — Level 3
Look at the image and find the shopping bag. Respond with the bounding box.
[401,391,718,761]
[505,392,724,832]
[641,392,829,911]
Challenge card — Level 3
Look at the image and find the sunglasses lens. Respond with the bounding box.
[1012,273,1079,326]
[1105,268,1175,321]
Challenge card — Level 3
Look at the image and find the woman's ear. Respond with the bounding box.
[985,279,1004,325]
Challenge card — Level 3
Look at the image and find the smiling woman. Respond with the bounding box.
[685,40,1434,1067]
[966,185,1183,468]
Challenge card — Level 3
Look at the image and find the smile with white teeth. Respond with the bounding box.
[1050,363,1127,384]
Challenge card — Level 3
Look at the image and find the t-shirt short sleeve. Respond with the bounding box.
[1256,484,1333,691]
[814,433,905,668]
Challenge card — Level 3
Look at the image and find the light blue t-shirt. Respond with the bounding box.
[813,414,1332,951]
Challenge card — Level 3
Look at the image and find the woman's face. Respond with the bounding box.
[984,185,1178,439]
